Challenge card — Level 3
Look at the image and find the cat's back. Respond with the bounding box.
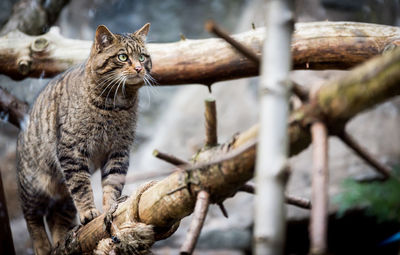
[17,65,85,164]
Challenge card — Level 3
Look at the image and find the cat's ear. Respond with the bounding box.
[95,25,116,51]
[134,23,150,42]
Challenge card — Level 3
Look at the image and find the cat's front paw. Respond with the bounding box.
[79,208,101,225]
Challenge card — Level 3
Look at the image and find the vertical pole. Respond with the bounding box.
[0,169,15,255]
[254,0,294,254]
[310,122,329,254]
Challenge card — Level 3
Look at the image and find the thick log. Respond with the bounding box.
[1,22,400,83]
[54,46,400,254]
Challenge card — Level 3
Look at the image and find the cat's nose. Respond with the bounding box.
[134,66,142,73]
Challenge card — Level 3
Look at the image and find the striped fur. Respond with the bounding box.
[16,24,151,255]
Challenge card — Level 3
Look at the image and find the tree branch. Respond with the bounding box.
[180,190,210,255]
[0,22,400,82]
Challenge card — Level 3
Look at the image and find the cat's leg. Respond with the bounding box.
[24,211,51,255]
[101,150,129,212]
[46,197,77,245]
[58,144,100,224]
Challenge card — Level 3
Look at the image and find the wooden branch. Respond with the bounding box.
[0,0,70,36]
[238,184,311,209]
[337,131,391,179]
[205,20,260,65]
[180,190,210,255]
[254,0,294,254]
[240,184,312,209]
[204,99,218,147]
[0,87,28,129]
[152,149,188,166]
[1,22,400,82]
[310,121,329,255]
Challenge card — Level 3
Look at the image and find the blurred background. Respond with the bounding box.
[0,0,400,254]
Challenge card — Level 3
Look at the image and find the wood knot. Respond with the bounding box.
[17,58,32,75]
[31,37,49,53]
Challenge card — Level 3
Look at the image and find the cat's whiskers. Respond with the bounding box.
[113,75,126,108]
[105,76,123,109]
[96,71,120,88]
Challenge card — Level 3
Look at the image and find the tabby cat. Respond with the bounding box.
[16,23,152,255]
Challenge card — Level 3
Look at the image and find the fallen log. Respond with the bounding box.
[53,40,400,254]
[1,22,400,84]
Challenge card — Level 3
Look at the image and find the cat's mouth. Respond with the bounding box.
[125,74,144,85]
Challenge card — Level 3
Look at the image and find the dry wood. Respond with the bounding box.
[310,121,329,255]
[238,183,311,209]
[52,45,400,254]
[337,131,391,179]
[1,22,400,82]
[204,99,218,146]
[152,149,188,166]
[254,1,294,254]
[180,190,210,255]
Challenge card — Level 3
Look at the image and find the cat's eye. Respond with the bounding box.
[139,54,145,62]
[118,54,128,62]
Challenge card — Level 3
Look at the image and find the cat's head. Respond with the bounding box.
[89,24,152,87]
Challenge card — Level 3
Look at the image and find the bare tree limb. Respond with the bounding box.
[0,0,70,36]
[180,190,210,255]
[0,22,400,82]
[238,183,311,209]
[152,149,189,166]
[310,121,329,255]
[337,131,392,179]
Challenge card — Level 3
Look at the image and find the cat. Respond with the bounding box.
[16,23,152,255]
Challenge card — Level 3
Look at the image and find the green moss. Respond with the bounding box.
[334,165,400,222]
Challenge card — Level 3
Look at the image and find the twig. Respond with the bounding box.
[217,202,228,218]
[152,149,189,166]
[180,190,210,255]
[205,20,307,102]
[310,121,329,255]
[204,99,218,147]
[292,81,309,101]
[337,131,391,179]
[238,184,311,209]
[205,20,260,65]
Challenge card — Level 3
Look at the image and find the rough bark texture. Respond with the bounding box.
[0,22,400,83]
